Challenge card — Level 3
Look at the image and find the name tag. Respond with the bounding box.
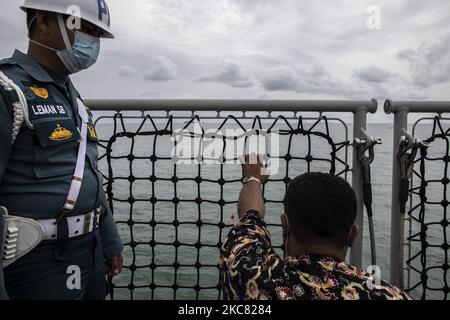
[29,103,70,120]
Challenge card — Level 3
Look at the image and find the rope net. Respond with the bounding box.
[407,116,450,300]
[94,111,351,300]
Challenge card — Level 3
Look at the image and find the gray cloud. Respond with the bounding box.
[354,66,394,83]
[196,61,255,88]
[398,33,450,88]
[144,56,178,81]
[260,65,362,98]
[358,80,429,101]
[260,65,297,91]
[258,62,430,101]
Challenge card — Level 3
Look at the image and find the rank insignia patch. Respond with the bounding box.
[87,124,98,141]
[49,124,73,141]
[30,85,49,99]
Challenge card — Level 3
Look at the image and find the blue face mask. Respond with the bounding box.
[57,31,101,74]
[56,14,100,74]
[29,14,101,74]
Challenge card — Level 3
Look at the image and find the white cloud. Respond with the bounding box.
[143,56,178,81]
[117,64,137,77]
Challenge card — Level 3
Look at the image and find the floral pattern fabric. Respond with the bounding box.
[220,211,410,300]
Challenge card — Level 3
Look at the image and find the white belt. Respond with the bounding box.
[2,207,44,268]
[2,207,101,267]
[38,209,100,241]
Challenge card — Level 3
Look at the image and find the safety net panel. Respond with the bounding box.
[407,116,450,300]
[94,110,351,300]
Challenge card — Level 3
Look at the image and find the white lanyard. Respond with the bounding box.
[62,98,89,212]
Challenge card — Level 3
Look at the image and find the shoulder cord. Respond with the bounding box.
[0,71,34,144]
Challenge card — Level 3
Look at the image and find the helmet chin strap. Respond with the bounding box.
[56,13,81,71]
[28,15,37,29]
[29,39,58,52]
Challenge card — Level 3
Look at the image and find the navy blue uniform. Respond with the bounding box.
[0,50,123,299]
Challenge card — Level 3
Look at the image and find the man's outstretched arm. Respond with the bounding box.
[220,154,279,300]
[238,153,270,218]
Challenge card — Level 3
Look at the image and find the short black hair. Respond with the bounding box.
[26,9,37,37]
[283,172,357,247]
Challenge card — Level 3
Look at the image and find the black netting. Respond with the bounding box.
[407,116,450,300]
[94,111,351,300]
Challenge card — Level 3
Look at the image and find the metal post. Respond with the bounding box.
[389,107,408,286]
[350,107,367,268]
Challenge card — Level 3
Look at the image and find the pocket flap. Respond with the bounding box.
[33,119,81,147]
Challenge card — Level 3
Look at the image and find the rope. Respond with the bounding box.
[354,134,381,266]
[405,116,450,300]
[95,112,352,300]
[397,134,423,290]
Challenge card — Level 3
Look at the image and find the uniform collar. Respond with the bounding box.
[40,63,70,87]
[12,50,69,86]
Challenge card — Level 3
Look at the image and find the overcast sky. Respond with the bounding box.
[1,0,449,121]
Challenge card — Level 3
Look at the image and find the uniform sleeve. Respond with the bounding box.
[0,92,11,299]
[98,183,124,259]
[0,89,13,186]
[84,107,124,259]
[0,211,10,300]
[219,211,282,300]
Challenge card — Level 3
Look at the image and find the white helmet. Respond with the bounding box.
[21,0,114,39]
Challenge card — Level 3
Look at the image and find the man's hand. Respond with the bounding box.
[105,254,123,277]
[238,154,271,218]
[240,153,271,184]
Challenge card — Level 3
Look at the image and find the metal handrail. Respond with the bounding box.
[385,100,450,114]
[86,99,378,113]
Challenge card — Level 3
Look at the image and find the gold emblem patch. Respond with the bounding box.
[49,124,73,141]
[30,85,49,99]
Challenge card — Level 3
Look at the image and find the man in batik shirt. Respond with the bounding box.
[220,154,410,300]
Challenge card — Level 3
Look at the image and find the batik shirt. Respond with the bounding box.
[220,211,410,300]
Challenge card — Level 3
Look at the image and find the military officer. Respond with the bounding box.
[0,0,123,299]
